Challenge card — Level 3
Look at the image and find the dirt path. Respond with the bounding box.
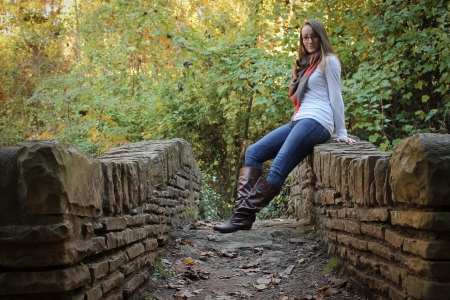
[138,219,367,300]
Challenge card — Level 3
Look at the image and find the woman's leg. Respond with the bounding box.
[266,118,331,190]
[245,123,294,169]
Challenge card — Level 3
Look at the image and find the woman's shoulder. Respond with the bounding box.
[324,54,341,69]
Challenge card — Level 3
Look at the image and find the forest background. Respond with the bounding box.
[1,0,449,219]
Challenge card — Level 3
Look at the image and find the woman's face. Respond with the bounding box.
[301,25,320,54]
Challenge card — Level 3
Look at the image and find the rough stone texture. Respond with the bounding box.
[0,139,200,299]
[391,211,450,231]
[290,133,450,300]
[390,134,450,206]
[0,265,90,295]
[18,140,103,218]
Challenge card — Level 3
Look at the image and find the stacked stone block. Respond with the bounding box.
[290,133,450,300]
[0,139,200,299]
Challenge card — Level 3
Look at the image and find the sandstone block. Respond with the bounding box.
[390,133,450,206]
[385,229,405,249]
[126,243,145,260]
[0,238,97,268]
[89,261,109,282]
[142,239,158,252]
[356,208,389,222]
[403,238,450,259]
[108,252,129,273]
[105,227,149,250]
[0,221,73,244]
[368,242,394,260]
[122,271,149,298]
[406,276,450,300]
[102,271,125,294]
[85,285,103,300]
[0,265,90,295]
[103,217,128,231]
[17,140,103,217]
[380,262,406,286]
[391,211,450,232]
[361,224,384,239]
[142,251,159,266]
[374,156,391,205]
[119,258,141,275]
[404,257,450,280]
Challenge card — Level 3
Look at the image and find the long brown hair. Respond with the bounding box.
[292,19,338,77]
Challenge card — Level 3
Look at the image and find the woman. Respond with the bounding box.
[214,19,356,233]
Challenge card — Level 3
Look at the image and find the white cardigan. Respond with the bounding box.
[292,55,347,139]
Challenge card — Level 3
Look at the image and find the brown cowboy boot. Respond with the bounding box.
[213,177,279,233]
[213,167,262,232]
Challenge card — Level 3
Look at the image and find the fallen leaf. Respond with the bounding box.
[186,240,192,245]
[183,257,195,265]
[252,247,264,254]
[220,275,232,279]
[296,258,308,264]
[200,251,214,257]
[192,289,203,294]
[318,285,328,292]
[252,283,267,290]
[314,290,330,300]
[207,234,216,241]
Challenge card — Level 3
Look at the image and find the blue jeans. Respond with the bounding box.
[245,118,331,190]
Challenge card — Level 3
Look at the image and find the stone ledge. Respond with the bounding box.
[0,265,90,295]
[391,211,450,232]
[406,276,450,300]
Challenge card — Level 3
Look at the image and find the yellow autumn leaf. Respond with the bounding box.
[100,114,118,126]
[38,131,54,139]
[183,257,195,265]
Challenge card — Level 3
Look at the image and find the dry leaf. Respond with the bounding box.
[183,257,195,265]
[252,284,268,290]
[252,247,264,254]
[207,234,216,241]
[173,289,193,299]
[318,285,328,292]
[185,240,192,245]
[200,251,214,257]
[296,258,308,264]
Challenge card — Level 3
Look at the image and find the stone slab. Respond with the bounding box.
[0,265,90,295]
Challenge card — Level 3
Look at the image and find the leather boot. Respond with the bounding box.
[213,167,262,232]
[235,167,263,207]
[213,177,279,233]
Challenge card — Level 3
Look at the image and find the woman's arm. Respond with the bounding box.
[324,56,356,145]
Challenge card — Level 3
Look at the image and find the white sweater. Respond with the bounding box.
[292,55,347,139]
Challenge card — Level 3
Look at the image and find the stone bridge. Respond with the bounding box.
[0,133,449,300]
[0,139,200,299]
[290,133,450,300]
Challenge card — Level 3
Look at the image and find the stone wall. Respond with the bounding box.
[290,133,450,300]
[0,139,201,300]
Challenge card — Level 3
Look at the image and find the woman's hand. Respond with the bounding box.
[333,137,356,145]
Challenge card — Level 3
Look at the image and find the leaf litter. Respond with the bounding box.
[137,219,367,300]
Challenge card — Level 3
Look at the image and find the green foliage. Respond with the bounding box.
[323,257,342,274]
[149,259,172,280]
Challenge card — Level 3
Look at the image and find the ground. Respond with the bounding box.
[137,219,367,300]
